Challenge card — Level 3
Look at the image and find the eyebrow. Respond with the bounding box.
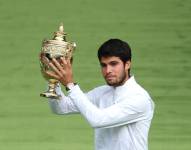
[100,60,119,66]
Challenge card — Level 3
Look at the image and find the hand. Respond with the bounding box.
[39,52,50,68]
[45,57,74,86]
[39,52,47,63]
[39,52,51,78]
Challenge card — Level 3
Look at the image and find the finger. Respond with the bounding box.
[49,61,64,77]
[39,53,46,61]
[52,58,66,72]
[60,57,67,65]
[45,70,60,80]
[41,56,49,65]
[60,57,69,69]
[66,58,71,67]
[63,57,72,70]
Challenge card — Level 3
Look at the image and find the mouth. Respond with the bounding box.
[105,75,116,80]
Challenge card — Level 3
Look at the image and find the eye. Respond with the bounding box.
[110,61,118,66]
[100,63,106,68]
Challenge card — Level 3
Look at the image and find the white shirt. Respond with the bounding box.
[49,76,155,150]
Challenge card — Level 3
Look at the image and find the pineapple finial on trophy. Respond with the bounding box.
[53,23,67,41]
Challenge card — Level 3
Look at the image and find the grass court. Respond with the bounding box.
[0,0,191,149]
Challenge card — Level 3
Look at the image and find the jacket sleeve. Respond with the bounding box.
[49,84,100,114]
[48,84,79,114]
[68,85,154,128]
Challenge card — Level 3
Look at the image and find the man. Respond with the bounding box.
[42,39,155,150]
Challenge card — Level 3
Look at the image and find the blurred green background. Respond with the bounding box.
[0,0,191,149]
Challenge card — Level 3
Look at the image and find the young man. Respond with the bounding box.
[43,39,155,150]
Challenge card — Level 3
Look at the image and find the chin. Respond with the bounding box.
[107,81,120,87]
[106,79,125,87]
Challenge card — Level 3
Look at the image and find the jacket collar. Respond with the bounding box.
[113,76,136,94]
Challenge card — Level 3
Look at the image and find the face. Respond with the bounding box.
[100,56,131,87]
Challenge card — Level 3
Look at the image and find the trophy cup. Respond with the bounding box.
[40,23,76,99]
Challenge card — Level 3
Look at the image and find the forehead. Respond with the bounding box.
[100,56,122,63]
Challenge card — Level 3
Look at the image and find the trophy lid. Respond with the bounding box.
[53,23,67,41]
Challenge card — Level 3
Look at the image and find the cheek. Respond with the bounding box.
[115,65,124,74]
[101,68,106,76]
[116,68,126,80]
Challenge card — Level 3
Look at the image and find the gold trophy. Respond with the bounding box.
[40,23,76,99]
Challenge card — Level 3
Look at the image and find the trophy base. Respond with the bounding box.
[40,92,61,99]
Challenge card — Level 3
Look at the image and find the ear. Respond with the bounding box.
[125,60,131,71]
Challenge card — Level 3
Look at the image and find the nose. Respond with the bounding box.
[105,65,112,74]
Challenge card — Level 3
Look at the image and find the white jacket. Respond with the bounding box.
[49,76,155,150]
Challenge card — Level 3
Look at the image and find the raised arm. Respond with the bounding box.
[48,83,100,115]
[68,85,154,128]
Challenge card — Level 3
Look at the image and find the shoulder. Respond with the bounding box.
[134,83,150,97]
[127,78,154,111]
[128,77,151,99]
